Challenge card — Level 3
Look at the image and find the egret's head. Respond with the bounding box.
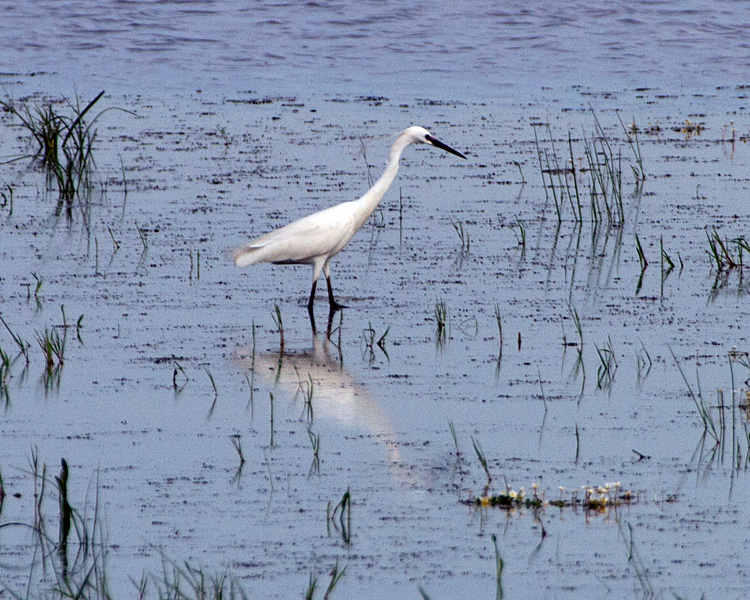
[406,126,467,159]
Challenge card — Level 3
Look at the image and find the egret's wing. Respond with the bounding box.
[233,202,357,267]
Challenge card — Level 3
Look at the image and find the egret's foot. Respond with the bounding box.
[328,298,347,313]
[326,304,343,339]
[324,274,345,312]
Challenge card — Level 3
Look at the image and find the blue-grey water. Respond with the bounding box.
[3,0,750,99]
[2,2,750,599]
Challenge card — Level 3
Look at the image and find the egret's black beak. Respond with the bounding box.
[425,134,467,159]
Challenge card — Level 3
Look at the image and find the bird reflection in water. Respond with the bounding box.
[233,320,417,487]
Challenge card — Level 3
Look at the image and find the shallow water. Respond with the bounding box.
[1,87,749,598]
[2,2,750,598]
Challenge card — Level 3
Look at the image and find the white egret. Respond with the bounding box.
[232,126,466,314]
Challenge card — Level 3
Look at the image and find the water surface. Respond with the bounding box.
[1,2,750,598]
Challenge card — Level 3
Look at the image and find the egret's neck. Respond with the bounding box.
[354,135,412,228]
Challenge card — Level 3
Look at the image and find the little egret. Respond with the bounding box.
[232,126,466,315]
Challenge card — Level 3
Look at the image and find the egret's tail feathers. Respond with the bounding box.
[233,243,267,267]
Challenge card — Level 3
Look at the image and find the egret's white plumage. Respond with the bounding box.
[233,126,466,313]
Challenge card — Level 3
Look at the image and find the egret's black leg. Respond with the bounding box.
[308,279,318,313]
[325,272,346,313]
[326,307,339,339]
[308,280,319,335]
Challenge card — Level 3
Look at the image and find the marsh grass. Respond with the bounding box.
[36,325,66,371]
[172,362,188,393]
[271,304,285,352]
[616,113,646,182]
[621,522,653,598]
[0,345,10,406]
[513,217,527,253]
[666,348,750,472]
[8,451,253,600]
[635,341,652,385]
[32,272,44,306]
[136,223,149,251]
[304,560,345,600]
[566,132,582,220]
[533,123,565,222]
[449,216,470,254]
[659,236,675,296]
[1,183,13,215]
[433,299,448,348]
[357,134,375,188]
[418,587,433,600]
[585,108,625,225]
[107,226,121,252]
[706,227,749,271]
[0,91,123,219]
[215,124,233,147]
[533,109,635,226]
[6,452,111,600]
[447,422,469,493]
[490,533,504,600]
[0,313,30,365]
[568,305,586,385]
[307,426,321,475]
[269,392,275,447]
[2,98,62,164]
[0,466,5,514]
[448,421,461,460]
[470,436,492,492]
[670,347,719,443]
[205,367,218,399]
[360,323,374,346]
[188,249,202,281]
[148,557,250,600]
[56,459,72,573]
[297,373,315,423]
[728,349,750,468]
[569,304,583,346]
[327,488,352,545]
[246,319,257,412]
[360,322,389,363]
[376,326,388,351]
[494,304,503,371]
[595,336,617,390]
[229,434,245,466]
[537,368,548,412]
[635,234,648,270]
[305,572,318,600]
[660,236,675,272]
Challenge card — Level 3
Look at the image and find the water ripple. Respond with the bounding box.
[2,0,748,96]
